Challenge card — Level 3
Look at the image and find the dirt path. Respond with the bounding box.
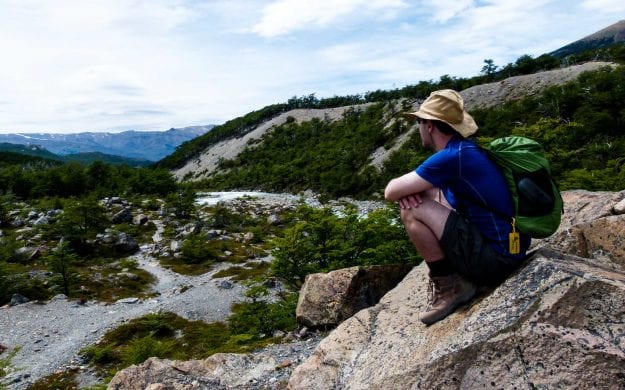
[0,251,245,389]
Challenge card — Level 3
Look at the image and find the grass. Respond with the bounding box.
[26,370,79,390]
[82,294,299,378]
[212,261,272,281]
[73,258,156,302]
[0,346,19,381]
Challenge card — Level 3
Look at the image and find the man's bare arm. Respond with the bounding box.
[384,171,434,208]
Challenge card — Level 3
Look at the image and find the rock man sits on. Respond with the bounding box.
[384,89,530,325]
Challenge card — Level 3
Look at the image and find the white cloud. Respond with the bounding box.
[251,0,409,38]
[581,0,625,13]
[419,0,475,23]
[0,0,621,133]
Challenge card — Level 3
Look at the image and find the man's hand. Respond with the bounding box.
[398,193,423,210]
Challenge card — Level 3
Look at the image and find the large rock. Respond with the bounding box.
[288,250,625,389]
[535,190,625,269]
[111,208,133,224]
[296,264,413,328]
[108,352,282,389]
[288,190,625,389]
[97,231,139,254]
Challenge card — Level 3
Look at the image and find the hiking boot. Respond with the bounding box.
[419,273,477,325]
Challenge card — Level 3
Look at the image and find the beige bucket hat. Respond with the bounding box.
[404,89,478,137]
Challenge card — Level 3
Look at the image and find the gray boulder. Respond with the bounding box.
[112,208,133,224]
[114,232,139,254]
[132,214,148,225]
[296,264,413,328]
[10,293,29,306]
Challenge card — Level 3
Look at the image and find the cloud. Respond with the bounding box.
[419,0,475,23]
[251,0,409,37]
[581,0,625,13]
[0,0,621,133]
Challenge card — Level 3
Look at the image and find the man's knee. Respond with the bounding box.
[400,200,451,239]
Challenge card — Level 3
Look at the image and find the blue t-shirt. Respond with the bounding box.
[416,137,530,258]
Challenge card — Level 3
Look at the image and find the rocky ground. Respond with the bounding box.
[0,251,246,389]
[0,192,383,389]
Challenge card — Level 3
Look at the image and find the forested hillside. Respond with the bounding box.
[187,63,625,198]
[157,41,625,199]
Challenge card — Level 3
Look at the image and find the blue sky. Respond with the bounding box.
[0,0,623,134]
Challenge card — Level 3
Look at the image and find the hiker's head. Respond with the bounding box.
[404,89,478,138]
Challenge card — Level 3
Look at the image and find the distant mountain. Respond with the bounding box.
[0,142,60,160]
[61,152,153,167]
[0,142,153,167]
[0,125,214,162]
[551,20,625,58]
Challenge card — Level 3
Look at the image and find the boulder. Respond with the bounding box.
[556,190,624,229]
[133,214,149,225]
[535,190,625,269]
[170,240,182,253]
[288,250,625,389]
[296,264,413,328]
[32,216,51,225]
[14,246,41,261]
[267,214,282,226]
[542,214,625,268]
[10,293,29,306]
[97,231,139,254]
[108,353,280,389]
[112,208,133,224]
[114,232,139,254]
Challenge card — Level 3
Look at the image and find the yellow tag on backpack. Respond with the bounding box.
[509,218,520,255]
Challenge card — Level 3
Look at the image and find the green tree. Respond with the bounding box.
[55,197,109,251]
[271,205,419,285]
[481,59,498,78]
[165,184,197,218]
[45,243,80,296]
[180,235,218,264]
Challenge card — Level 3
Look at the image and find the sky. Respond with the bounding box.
[0,1,624,134]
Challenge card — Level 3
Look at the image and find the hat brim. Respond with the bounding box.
[401,110,478,138]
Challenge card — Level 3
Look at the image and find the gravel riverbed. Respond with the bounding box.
[0,251,247,389]
[0,192,384,389]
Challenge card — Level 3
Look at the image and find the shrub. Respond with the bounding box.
[121,334,178,365]
[271,204,419,284]
[180,235,219,264]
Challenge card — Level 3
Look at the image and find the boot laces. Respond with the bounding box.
[426,276,455,306]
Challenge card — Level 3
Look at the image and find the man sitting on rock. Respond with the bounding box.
[384,89,530,325]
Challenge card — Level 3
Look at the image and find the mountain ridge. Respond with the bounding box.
[551,19,625,58]
[172,61,615,183]
[0,125,213,162]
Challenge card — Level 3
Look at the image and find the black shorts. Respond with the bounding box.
[440,211,524,287]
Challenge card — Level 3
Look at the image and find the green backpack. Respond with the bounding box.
[484,136,563,238]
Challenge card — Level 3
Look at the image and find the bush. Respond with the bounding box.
[228,291,298,337]
[180,235,219,264]
[271,205,419,284]
[122,334,178,365]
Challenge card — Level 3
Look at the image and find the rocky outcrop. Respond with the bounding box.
[461,62,615,110]
[108,190,625,390]
[296,265,413,328]
[535,190,625,269]
[288,190,625,389]
[288,250,625,389]
[107,337,324,390]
